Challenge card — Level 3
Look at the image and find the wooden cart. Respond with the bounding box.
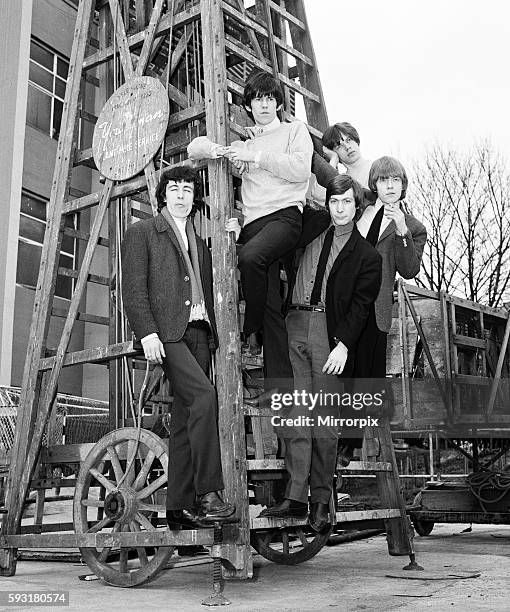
[386,282,510,534]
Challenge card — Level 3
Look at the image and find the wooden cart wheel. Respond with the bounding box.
[250,525,332,565]
[74,427,173,587]
[411,492,434,536]
[413,519,435,537]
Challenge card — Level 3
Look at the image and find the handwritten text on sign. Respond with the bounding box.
[92,77,169,181]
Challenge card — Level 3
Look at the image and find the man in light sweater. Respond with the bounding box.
[188,71,313,389]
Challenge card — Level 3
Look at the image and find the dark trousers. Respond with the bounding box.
[311,152,337,189]
[162,326,224,510]
[262,261,294,384]
[238,207,302,336]
[354,308,388,378]
[282,310,340,504]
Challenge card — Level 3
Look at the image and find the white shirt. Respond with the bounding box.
[172,214,188,251]
[357,198,392,240]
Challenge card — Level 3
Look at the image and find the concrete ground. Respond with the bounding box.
[1,523,509,611]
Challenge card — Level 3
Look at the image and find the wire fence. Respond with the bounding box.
[0,386,110,463]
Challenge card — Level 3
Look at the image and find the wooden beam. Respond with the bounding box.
[83,4,201,71]
[201,0,252,579]
[39,341,138,371]
[107,0,135,78]
[135,0,165,76]
[0,0,97,577]
[51,307,110,326]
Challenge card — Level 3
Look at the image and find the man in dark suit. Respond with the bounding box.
[121,165,235,530]
[259,175,382,532]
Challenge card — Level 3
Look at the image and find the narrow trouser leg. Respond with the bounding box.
[309,312,340,504]
[283,310,313,503]
[163,329,223,510]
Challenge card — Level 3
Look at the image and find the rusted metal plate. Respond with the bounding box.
[92,76,169,180]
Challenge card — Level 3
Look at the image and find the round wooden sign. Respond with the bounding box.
[92,76,169,180]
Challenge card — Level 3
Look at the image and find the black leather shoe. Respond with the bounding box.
[198,491,236,521]
[166,509,207,530]
[309,502,331,533]
[258,498,308,519]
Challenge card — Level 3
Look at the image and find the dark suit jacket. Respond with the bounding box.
[286,207,382,377]
[121,213,218,349]
[373,213,427,332]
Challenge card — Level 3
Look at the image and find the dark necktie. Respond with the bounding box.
[310,226,335,305]
[366,206,385,247]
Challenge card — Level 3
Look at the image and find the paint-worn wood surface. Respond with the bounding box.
[92,77,169,180]
[0,0,97,577]
[200,0,251,580]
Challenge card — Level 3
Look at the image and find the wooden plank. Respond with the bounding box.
[107,0,135,78]
[83,4,201,70]
[63,227,110,248]
[222,1,270,39]
[13,182,114,566]
[251,509,401,530]
[51,307,109,326]
[247,459,393,472]
[0,0,97,578]
[284,0,327,131]
[39,341,138,371]
[487,312,510,417]
[261,0,280,78]
[268,0,305,30]
[225,36,270,73]
[201,0,251,579]
[57,267,109,286]
[454,374,491,386]
[0,531,214,549]
[368,422,413,557]
[135,0,165,76]
[453,334,486,349]
[64,176,147,213]
[402,284,449,413]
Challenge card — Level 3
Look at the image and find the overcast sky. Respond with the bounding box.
[305,0,510,167]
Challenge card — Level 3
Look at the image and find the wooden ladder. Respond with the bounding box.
[0,0,416,580]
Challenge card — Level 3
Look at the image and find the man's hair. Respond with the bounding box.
[368,156,408,200]
[325,174,364,221]
[322,122,360,150]
[243,71,284,119]
[155,165,204,214]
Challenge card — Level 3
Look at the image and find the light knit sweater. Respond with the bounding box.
[187,121,313,226]
[233,121,312,225]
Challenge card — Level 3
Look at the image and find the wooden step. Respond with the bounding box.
[39,341,139,371]
[250,508,401,530]
[247,459,393,472]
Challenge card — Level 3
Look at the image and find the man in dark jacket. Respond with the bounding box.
[121,165,234,529]
[259,175,382,532]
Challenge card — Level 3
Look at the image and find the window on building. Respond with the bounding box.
[26,39,69,140]
[17,192,77,300]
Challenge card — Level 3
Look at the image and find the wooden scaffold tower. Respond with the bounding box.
[0,0,418,589]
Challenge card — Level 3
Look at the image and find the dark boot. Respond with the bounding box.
[166,509,207,530]
[258,498,308,519]
[197,491,236,522]
[309,502,331,533]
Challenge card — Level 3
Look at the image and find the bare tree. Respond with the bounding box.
[407,142,510,307]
